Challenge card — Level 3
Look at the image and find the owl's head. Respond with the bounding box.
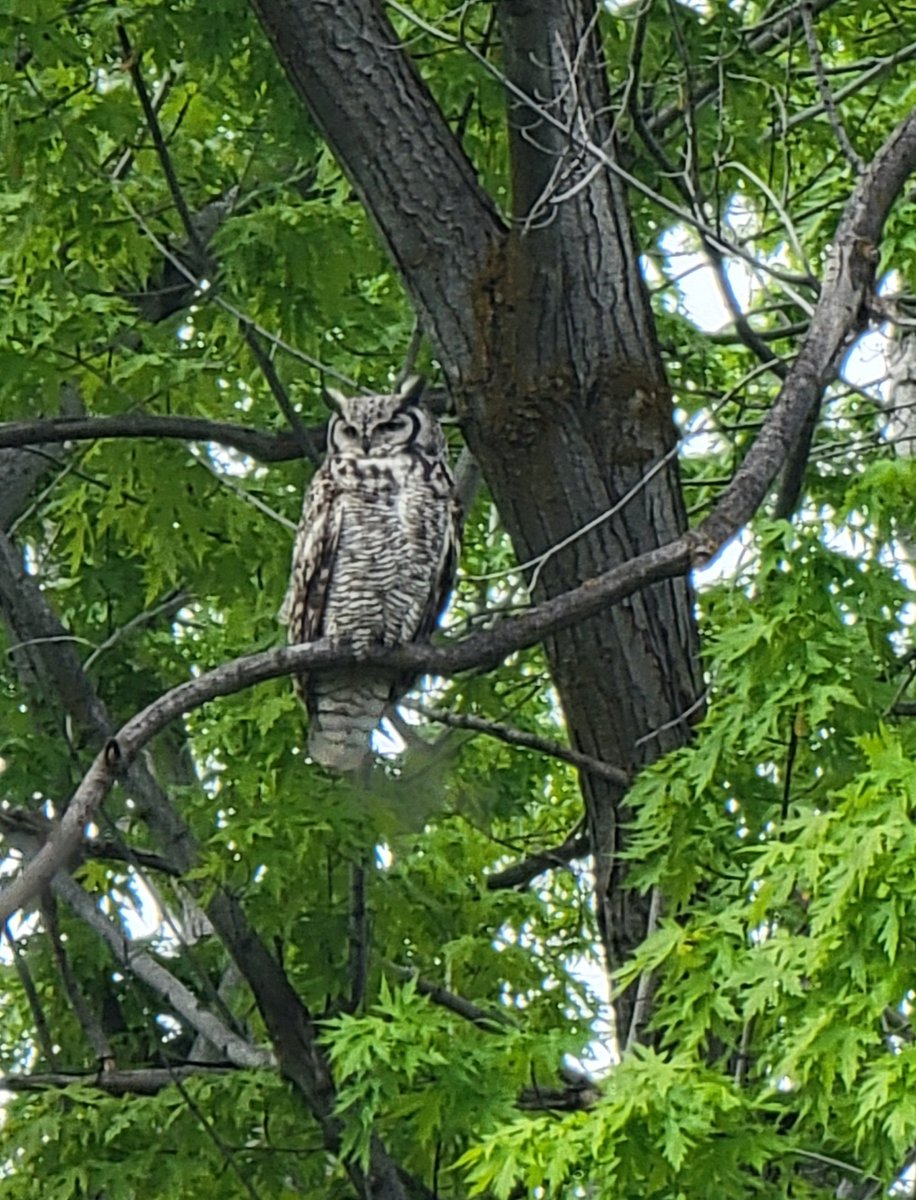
[324,376,442,458]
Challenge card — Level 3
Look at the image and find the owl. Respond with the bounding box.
[280,376,460,771]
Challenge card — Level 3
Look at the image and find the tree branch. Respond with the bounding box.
[0,414,316,462]
[484,829,591,892]
[0,1064,234,1097]
[698,108,916,543]
[117,21,322,467]
[50,873,273,1071]
[2,921,57,1066]
[799,3,864,172]
[386,964,516,1032]
[0,805,181,878]
[409,704,631,786]
[0,531,426,1200]
[41,892,114,1065]
[647,0,844,137]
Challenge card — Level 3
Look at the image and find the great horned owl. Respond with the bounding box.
[280,376,460,771]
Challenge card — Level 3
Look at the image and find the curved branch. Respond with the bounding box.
[0,414,317,462]
[699,107,916,544]
[0,537,688,923]
[3,106,916,926]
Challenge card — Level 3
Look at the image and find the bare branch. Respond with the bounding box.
[698,108,916,545]
[240,323,320,463]
[2,921,57,1066]
[41,893,114,1065]
[117,23,202,250]
[50,873,273,1070]
[116,30,321,469]
[800,4,864,173]
[386,963,516,1031]
[83,590,190,675]
[782,40,916,135]
[411,703,630,786]
[0,804,179,881]
[395,1,817,292]
[0,414,314,462]
[0,1063,234,1097]
[117,190,359,386]
[484,828,591,892]
[647,0,844,138]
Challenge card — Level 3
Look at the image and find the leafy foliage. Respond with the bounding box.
[1,0,916,1197]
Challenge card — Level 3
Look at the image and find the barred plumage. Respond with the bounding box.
[280,376,459,771]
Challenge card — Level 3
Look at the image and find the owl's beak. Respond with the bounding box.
[362,435,372,453]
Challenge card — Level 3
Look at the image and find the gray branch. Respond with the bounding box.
[0,414,316,462]
[51,873,272,1071]
[1,1064,234,1097]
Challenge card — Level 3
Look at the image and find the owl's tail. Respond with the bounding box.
[307,673,391,773]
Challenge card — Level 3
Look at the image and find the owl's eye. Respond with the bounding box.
[377,418,404,434]
[341,423,359,438]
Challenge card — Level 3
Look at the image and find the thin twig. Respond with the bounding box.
[3,921,57,1066]
[800,4,864,172]
[189,447,297,531]
[41,893,113,1065]
[408,702,630,786]
[240,323,320,464]
[83,590,189,674]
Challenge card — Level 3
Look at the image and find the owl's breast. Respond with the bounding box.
[321,453,452,647]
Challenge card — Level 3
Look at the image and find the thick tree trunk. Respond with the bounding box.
[247,0,701,1035]
[462,2,700,1026]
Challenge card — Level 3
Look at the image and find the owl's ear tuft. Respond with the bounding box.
[395,374,425,408]
[322,386,348,414]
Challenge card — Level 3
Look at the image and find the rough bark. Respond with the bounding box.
[469,2,701,1008]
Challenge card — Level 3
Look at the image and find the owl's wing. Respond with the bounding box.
[415,490,462,644]
[279,469,342,646]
